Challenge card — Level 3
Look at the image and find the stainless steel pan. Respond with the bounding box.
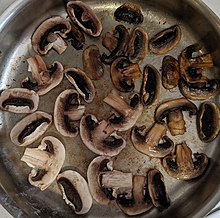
[0,0,220,217]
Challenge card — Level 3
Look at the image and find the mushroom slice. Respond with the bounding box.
[10,111,52,147]
[131,123,174,158]
[149,25,181,55]
[87,156,133,205]
[80,114,126,156]
[83,45,104,80]
[128,27,148,63]
[162,55,180,89]
[66,1,102,37]
[102,32,118,52]
[21,136,65,190]
[117,175,153,216]
[21,55,64,95]
[101,25,130,65]
[111,57,141,92]
[162,142,209,180]
[0,88,39,113]
[197,102,220,143]
[148,169,170,210]
[140,65,161,107]
[104,90,143,131]
[64,68,95,103]
[32,16,71,55]
[57,170,92,214]
[114,2,144,24]
[54,89,85,138]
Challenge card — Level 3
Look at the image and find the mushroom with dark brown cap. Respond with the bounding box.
[21,55,64,96]
[32,16,71,55]
[66,1,102,37]
[197,102,220,143]
[80,114,126,156]
[54,89,85,138]
[131,123,174,158]
[0,88,39,113]
[104,90,143,131]
[10,111,52,147]
[21,136,65,190]
[57,170,92,214]
[162,142,209,180]
[111,57,141,92]
[64,67,95,103]
[149,25,181,55]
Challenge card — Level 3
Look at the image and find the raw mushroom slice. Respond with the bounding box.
[162,142,209,180]
[0,88,39,113]
[64,67,95,103]
[10,111,52,147]
[54,89,85,138]
[32,16,71,55]
[21,136,65,190]
[21,55,64,96]
[57,170,92,214]
[131,123,174,158]
[66,1,102,37]
[104,90,143,131]
[80,114,126,156]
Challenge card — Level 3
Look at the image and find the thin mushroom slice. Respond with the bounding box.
[57,170,92,214]
[0,88,39,113]
[21,136,65,190]
[162,142,209,180]
[10,111,52,147]
[197,102,220,143]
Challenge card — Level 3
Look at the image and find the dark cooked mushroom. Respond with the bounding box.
[104,90,143,131]
[197,102,220,143]
[66,1,102,37]
[83,44,104,80]
[131,123,174,158]
[111,57,141,92]
[114,2,144,24]
[64,67,95,103]
[102,32,118,52]
[149,25,181,55]
[32,16,71,55]
[140,65,161,107]
[162,142,209,180]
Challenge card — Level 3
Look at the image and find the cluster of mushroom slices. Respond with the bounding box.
[87,156,170,216]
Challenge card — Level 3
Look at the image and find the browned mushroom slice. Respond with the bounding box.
[66,1,102,37]
[114,2,144,24]
[128,27,148,63]
[32,16,71,55]
[83,44,104,80]
[140,65,161,107]
[162,55,180,89]
[21,136,65,190]
[64,68,95,103]
[162,142,209,180]
[148,169,170,210]
[131,123,174,158]
[197,102,220,143]
[149,25,181,55]
[10,111,52,147]
[80,114,126,156]
[54,89,85,138]
[104,90,143,131]
[111,57,141,92]
[0,88,39,113]
[57,170,92,214]
[102,32,118,52]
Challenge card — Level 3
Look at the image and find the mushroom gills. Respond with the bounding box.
[2,97,34,110]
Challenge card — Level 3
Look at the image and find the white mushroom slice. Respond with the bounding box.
[0,88,39,113]
[57,170,92,214]
[10,111,52,146]
[21,136,65,191]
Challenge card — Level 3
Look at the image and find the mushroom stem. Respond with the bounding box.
[121,63,142,80]
[190,54,214,68]
[47,34,67,54]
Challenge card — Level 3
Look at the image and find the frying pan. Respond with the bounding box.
[0,0,220,217]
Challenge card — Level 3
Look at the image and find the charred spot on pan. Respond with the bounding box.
[2,98,34,109]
